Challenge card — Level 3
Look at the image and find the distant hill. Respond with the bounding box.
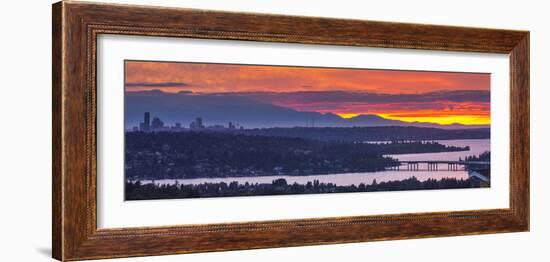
[235,126,490,142]
[125,90,489,129]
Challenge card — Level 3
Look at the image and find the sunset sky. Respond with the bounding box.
[125,61,490,125]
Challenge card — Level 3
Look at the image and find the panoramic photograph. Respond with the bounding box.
[124,60,491,200]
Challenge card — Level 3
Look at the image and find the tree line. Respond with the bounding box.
[125,176,484,200]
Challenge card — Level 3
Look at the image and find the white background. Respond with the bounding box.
[98,35,509,228]
[0,0,547,261]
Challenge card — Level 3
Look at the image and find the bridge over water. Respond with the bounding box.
[386,161,490,171]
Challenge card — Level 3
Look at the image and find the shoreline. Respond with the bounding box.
[125,176,486,200]
[127,169,473,185]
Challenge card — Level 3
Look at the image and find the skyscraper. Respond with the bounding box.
[196,117,203,128]
[151,117,164,131]
[144,112,150,131]
[139,112,151,132]
[190,117,205,130]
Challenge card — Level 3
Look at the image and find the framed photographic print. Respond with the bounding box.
[52,1,529,261]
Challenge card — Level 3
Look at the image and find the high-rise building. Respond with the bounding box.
[190,117,205,129]
[196,117,203,128]
[144,112,150,130]
[139,112,151,132]
[151,117,164,131]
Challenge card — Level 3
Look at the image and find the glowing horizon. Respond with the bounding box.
[336,113,361,119]
[378,114,490,125]
[330,112,490,126]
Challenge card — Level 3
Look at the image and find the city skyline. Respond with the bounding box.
[133,112,243,132]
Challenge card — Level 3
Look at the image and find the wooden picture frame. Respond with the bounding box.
[52,1,529,261]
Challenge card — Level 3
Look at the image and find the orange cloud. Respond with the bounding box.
[125,61,490,94]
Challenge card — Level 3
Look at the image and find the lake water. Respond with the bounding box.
[387,139,489,162]
[136,139,489,187]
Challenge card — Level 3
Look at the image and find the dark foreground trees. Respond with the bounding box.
[125,176,484,200]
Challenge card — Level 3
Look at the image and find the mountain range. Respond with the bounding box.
[125,90,489,129]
